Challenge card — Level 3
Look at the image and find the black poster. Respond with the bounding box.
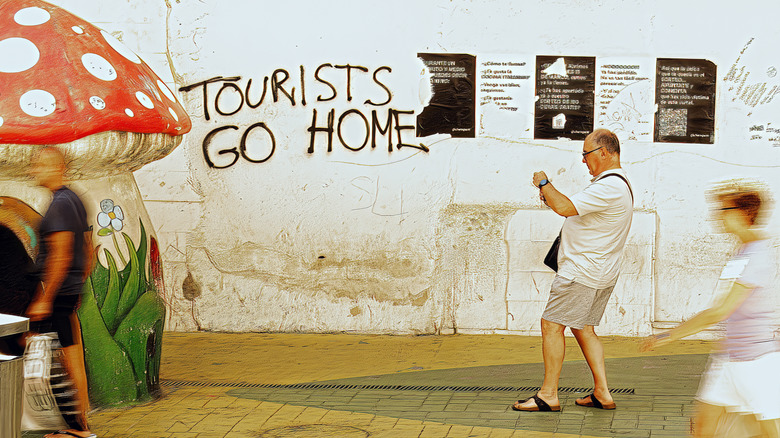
[654,59,716,144]
[534,56,595,140]
[416,53,476,138]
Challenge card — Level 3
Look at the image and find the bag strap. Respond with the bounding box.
[596,172,633,203]
[552,173,632,242]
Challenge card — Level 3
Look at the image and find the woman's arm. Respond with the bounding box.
[641,282,754,351]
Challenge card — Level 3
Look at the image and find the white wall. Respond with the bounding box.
[49,0,780,337]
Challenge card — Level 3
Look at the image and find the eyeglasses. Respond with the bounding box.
[582,145,605,157]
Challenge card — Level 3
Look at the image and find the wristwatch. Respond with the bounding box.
[538,179,550,189]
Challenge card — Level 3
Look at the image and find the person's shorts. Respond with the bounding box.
[696,351,780,421]
[29,294,81,348]
[541,275,614,330]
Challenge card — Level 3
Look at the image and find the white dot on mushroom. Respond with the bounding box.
[20,89,56,117]
[90,96,106,110]
[0,116,4,127]
[0,38,40,73]
[157,80,177,102]
[168,107,179,122]
[72,26,84,35]
[125,108,134,117]
[82,53,117,81]
[135,91,155,109]
[100,30,141,64]
[14,7,50,26]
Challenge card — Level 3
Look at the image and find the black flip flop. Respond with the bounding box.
[46,431,97,438]
[512,393,561,412]
[575,393,616,410]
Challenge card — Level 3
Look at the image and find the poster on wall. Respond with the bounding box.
[476,54,534,138]
[654,58,717,144]
[595,58,654,143]
[534,56,595,140]
[416,53,476,138]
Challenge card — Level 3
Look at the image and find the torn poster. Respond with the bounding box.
[476,54,534,138]
[534,56,595,140]
[416,53,476,138]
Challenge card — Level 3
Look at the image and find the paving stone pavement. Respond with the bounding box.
[20,333,765,437]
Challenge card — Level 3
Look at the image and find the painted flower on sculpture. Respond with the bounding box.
[97,199,124,235]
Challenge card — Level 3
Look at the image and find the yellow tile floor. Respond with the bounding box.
[26,333,742,437]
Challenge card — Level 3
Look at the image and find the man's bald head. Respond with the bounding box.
[582,129,622,176]
[31,146,67,191]
[585,129,620,155]
[37,145,66,165]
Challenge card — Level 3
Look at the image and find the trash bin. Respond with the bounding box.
[0,313,29,438]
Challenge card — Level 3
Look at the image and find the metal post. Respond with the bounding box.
[0,355,23,438]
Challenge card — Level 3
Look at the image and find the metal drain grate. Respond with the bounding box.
[161,379,634,394]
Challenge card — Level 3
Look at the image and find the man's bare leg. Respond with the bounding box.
[571,325,613,406]
[514,318,565,409]
[46,315,92,437]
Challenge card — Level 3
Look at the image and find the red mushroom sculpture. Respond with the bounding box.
[0,0,190,177]
[0,0,191,406]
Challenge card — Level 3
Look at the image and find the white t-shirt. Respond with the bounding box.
[720,239,779,361]
[557,169,633,289]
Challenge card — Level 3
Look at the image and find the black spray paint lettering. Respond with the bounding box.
[180,64,425,169]
[307,108,428,153]
[201,123,276,169]
[314,64,392,105]
[180,71,301,120]
[180,65,393,119]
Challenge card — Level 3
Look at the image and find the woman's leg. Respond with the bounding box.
[693,401,725,438]
[758,418,780,438]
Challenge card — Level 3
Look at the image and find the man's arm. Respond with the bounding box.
[27,231,74,321]
[532,171,578,217]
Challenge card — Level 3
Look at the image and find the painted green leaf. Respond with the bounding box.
[101,249,123,334]
[77,277,137,406]
[115,221,147,292]
[97,227,112,236]
[114,290,165,400]
[135,220,148,288]
[145,319,164,394]
[90,251,110,308]
[115,233,140,323]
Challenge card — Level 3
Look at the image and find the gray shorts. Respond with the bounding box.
[541,275,614,330]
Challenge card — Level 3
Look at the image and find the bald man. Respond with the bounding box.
[513,129,633,413]
[28,146,95,438]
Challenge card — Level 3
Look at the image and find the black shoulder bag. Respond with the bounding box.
[543,234,562,272]
[543,173,633,272]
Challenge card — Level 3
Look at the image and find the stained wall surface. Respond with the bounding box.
[47,0,780,337]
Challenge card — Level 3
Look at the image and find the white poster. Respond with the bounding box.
[595,58,654,142]
[477,54,535,138]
